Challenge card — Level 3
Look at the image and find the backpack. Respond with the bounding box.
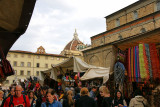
[9,94,27,107]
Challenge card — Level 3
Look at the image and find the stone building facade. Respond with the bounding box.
[83,0,160,73]
[4,46,67,87]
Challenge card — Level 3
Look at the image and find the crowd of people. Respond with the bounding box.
[0,81,149,107]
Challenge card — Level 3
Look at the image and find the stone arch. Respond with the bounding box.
[105,51,112,68]
[89,55,100,66]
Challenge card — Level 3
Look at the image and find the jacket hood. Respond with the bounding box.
[135,96,145,102]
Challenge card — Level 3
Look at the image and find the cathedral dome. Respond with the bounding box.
[63,29,84,51]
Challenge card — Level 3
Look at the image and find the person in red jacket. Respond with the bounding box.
[3,85,31,107]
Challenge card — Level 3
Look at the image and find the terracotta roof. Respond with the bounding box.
[63,29,84,51]
[9,50,67,57]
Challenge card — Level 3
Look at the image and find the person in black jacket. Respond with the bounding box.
[1,86,15,107]
[75,87,97,107]
[112,90,127,107]
[99,86,113,107]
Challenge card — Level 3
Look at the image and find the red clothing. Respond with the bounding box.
[42,96,47,103]
[36,83,40,88]
[4,94,31,107]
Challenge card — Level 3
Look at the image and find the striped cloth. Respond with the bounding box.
[131,47,134,81]
[128,48,132,82]
[136,46,141,82]
[134,46,139,82]
[139,44,147,80]
[149,43,160,80]
[145,44,153,79]
[143,43,150,80]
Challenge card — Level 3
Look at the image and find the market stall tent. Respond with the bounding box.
[80,67,110,83]
[40,56,110,84]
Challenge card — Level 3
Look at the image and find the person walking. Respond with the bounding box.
[63,90,74,107]
[1,86,15,107]
[99,86,113,107]
[3,85,31,107]
[112,90,127,107]
[28,91,36,107]
[36,86,49,107]
[41,89,62,107]
[129,89,148,107]
[89,85,97,101]
[0,90,4,106]
[75,87,97,107]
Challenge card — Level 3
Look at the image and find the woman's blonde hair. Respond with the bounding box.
[0,90,4,95]
[67,90,74,106]
[99,86,110,94]
[80,87,89,96]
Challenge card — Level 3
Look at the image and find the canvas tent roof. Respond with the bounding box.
[0,0,36,56]
[52,56,97,73]
[80,67,110,83]
[40,57,110,83]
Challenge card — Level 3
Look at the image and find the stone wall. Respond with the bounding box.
[92,12,160,48]
[83,45,117,73]
[106,0,156,31]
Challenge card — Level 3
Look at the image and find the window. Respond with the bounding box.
[45,64,48,68]
[63,58,65,61]
[118,35,123,40]
[116,18,120,27]
[27,71,31,76]
[7,54,11,57]
[51,57,54,60]
[27,62,31,67]
[14,54,18,58]
[13,61,17,67]
[37,55,40,59]
[36,71,39,76]
[57,58,60,60]
[45,56,48,60]
[21,54,24,57]
[28,55,31,58]
[140,28,146,33]
[14,70,17,75]
[157,1,160,11]
[20,70,24,75]
[134,11,138,20]
[20,62,24,67]
[37,63,40,67]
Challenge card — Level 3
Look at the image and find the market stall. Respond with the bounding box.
[113,29,160,106]
[40,56,110,91]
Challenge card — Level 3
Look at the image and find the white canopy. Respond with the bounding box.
[40,56,110,83]
[80,67,110,83]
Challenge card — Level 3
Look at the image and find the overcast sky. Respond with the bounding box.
[11,0,138,54]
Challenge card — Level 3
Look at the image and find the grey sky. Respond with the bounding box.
[11,0,138,54]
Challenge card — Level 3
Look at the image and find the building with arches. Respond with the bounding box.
[83,0,160,74]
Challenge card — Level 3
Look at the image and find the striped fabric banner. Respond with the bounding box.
[143,43,150,80]
[139,44,147,80]
[126,43,160,82]
[149,43,160,80]
[145,44,152,79]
